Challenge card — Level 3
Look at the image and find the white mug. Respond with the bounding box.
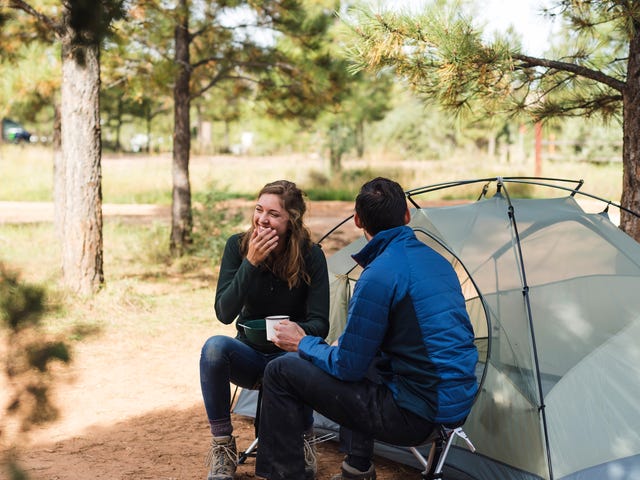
[265,315,289,341]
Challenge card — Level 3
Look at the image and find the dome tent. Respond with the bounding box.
[234,177,640,480]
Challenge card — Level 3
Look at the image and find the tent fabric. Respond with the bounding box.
[409,194,640,480]
[233,186,640,480]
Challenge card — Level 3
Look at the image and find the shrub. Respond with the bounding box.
[190,187,248,265]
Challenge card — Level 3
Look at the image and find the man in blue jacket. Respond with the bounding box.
[255,177,478,480]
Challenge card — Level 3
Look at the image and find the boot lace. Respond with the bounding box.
[303,435,318,472]
[205,438,237,475]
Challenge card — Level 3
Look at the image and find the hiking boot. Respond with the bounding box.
[303,431,318,479]
[205,435,238,480]
[330,460,377,480]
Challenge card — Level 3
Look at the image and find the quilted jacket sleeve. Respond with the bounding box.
[299,265,392,381]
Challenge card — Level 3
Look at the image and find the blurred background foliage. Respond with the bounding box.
[0,1,624,167]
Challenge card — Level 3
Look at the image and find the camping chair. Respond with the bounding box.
[231,383,335,465]
[231,382,262,464]
[409,424,476,480]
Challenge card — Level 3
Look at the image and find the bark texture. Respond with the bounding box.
[58,27,104,295]
[170,0,193,256]
[621,23,640,241]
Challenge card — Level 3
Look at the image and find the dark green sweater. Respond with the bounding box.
[214,233,330,353]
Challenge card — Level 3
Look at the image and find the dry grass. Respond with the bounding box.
[0,144,623,204]
[0,144,624,336]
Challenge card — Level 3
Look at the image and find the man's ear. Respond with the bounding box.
[354,212,363,229]
[403,207,411,225]
[354,213,373,240]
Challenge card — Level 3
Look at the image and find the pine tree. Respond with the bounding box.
[124,0,345,255]
[2,0,126,294]
[346,1,640,241]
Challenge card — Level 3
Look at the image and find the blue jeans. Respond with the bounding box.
[255,353,436,480]
[199,335,313,434]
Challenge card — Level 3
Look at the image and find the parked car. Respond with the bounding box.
[1,118,32,143]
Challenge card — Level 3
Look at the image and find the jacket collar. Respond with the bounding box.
[352,225,412,268]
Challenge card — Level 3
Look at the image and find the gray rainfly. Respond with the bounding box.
[233,177,640,480]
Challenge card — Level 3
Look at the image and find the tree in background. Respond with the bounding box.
[347,0,640,242]
[307,15,394,172]
[193,81,251,154]
[366,87,466,160]
[319,69,394,171]
[251,2,394,173]
[101,27,150,152]
[125,0,344,255]
[2,1,126,295]
[103,4,174,153]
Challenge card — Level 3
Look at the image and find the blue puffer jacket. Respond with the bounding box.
[299,225,478,424]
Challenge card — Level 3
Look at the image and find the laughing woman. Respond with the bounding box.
[199,180,330,480]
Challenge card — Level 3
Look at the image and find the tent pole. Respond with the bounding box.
[501,180,555,480]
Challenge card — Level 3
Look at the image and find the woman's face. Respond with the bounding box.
[253,193,291,241]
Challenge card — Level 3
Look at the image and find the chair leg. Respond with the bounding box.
[238,436,259,464]
[409,440,438,472]
[410,427,476,480]
[237,386,263,464]
[424,437,445,480]
[410,435,444,480]
[431,431,456,478]
[253,387,263,438]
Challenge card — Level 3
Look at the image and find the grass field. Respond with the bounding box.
[0,144,623,204]
[0,142,625,333]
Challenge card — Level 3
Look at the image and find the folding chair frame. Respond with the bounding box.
[234,385,336,465]
[409,426,476,480]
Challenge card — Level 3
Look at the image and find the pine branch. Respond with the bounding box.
[535,93,623,118]
[7,0,63,36]
[514,54,626,92]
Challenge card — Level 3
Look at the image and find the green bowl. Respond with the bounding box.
[240,319,270,347]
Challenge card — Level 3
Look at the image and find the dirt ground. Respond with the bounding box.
[1,201,420,480]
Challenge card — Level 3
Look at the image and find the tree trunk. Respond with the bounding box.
[53,103,63,241]
[52,103,62,149]
[145,108,152,154]
[115,97,123,152]
[328,121,345,174]
[355,120,364,158]
[170,0,193,256]
[329,144,342,173]
[195,103,203,155]
[621,25,640,242]
[223,120,230,153]
[58,27,104,295]
[145,102,153,153]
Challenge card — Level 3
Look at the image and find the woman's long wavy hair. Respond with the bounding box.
[240,180,313,289]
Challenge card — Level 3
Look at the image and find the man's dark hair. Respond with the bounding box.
[355,177,407,236]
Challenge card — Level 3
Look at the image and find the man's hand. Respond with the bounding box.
[272,320,305,352]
